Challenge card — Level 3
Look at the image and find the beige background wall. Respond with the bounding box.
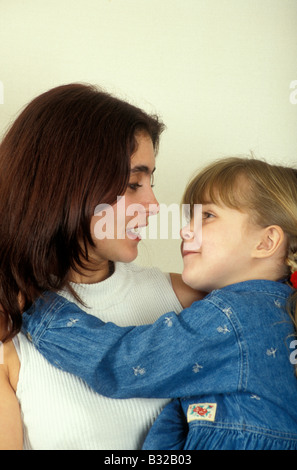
[1,0,296,274]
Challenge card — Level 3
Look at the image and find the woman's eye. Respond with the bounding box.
[128,183,142,191]
[128,174,155,191]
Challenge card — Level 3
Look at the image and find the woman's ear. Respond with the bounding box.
[252,225,285,259]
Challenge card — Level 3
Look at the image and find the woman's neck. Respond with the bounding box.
[68,260,115,284]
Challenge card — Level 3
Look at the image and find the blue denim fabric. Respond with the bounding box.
[22,280,297,449]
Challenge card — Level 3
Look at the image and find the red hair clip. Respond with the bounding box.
[290,272,297,289]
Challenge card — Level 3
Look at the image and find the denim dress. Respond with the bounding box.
[22,280,297,450]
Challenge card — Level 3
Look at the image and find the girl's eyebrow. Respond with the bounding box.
[130,165,156,175]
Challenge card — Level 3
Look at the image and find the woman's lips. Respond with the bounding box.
[126,226,146,240]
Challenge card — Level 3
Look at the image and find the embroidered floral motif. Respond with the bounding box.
[66,318,79,327]
[164,316,173,327]
[133,365,146,376]
[192,363,203,373]
[250,394,261,400]
[187,403,217,422]
[266,348,277,358]
[217,325,230,334]
[222,307,232,317]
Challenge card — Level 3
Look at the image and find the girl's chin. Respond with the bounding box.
[181,270,201,292]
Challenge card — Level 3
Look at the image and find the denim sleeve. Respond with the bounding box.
[142,399,188,450]
[21,293,242,399]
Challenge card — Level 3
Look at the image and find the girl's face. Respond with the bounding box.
[89,132,159,268]
[181,200,263,292]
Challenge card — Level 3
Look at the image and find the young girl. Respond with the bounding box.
[22,157,297,449]
[0,83,200,450]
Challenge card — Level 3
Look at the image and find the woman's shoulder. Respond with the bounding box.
[0,340,20,392]
[0,340,22,449]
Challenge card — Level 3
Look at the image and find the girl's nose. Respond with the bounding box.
[180,223,194,241]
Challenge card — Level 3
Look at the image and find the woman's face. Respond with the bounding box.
[89,132,159,268]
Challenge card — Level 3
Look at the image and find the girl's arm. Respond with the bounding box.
[0,343,23,450]
[22,292,240,400]
[143,399,188,450]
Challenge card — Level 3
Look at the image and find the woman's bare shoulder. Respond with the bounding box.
[0,340,20,392]
[0,341,22,449]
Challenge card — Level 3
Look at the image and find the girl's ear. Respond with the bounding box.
[252,225,285,259]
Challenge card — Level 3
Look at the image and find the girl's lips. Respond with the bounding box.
[181,242,200,257]
[182,251,200,257]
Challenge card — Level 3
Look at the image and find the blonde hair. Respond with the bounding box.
[182,156,297,326]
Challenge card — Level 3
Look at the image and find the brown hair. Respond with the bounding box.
[0,83,165,341]
[182,156,297,325]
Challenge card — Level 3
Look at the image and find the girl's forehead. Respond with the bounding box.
[189,176,251,211]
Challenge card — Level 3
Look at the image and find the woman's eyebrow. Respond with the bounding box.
[130,165,156,174]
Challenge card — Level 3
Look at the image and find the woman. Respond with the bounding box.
[0,84,201,449]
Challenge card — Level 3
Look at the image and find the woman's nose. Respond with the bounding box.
[144,186,159,216]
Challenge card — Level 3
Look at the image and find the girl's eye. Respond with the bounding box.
[202,211,215,219]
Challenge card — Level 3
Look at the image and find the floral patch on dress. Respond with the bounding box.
[187,403,217,423]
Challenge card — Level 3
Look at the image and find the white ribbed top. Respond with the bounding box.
[15,262,182,450]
